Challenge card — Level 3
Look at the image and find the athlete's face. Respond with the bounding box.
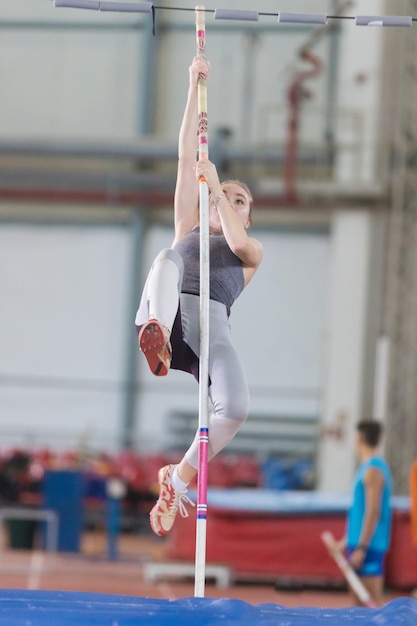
[209,182,251,232]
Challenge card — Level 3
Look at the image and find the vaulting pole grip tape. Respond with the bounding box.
[214,9,259,21]
[278,12,328,25]
[356,15,412,27]
[196,6,208,160]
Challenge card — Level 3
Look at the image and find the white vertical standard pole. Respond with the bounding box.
[194,4,210,599]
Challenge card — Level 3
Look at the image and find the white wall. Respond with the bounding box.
[0,221,131,449]
[0,1,142,138]
[317,211,378,493]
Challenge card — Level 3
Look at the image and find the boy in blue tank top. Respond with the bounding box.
[334,420,392,606]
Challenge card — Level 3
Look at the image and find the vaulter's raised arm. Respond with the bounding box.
[173,57,210,245]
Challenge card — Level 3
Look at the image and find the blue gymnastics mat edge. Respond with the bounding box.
[0,590,416,626]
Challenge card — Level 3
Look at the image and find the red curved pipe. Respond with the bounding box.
[284,50,322,205]
[0,187,310,210]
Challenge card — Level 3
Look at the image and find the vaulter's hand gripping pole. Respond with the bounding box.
[194,4,210,599]
[321,531,378,608]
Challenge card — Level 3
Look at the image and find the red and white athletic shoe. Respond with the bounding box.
[138,319,172,376]
[149,465,194,536]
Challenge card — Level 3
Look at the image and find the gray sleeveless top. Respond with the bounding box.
[173,228,244,314]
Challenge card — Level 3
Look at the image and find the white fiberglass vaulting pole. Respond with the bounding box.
[194,4,210,599]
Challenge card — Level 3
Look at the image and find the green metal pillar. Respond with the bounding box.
[120,15,157,449]
[120,209,148,449]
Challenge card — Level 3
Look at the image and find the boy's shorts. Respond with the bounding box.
[346,547,385,576]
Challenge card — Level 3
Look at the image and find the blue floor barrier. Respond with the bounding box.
[0,591,416,626]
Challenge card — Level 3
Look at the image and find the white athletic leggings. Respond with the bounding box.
[135,248,250,468]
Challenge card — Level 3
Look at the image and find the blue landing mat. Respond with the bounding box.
[0,591,416,626]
